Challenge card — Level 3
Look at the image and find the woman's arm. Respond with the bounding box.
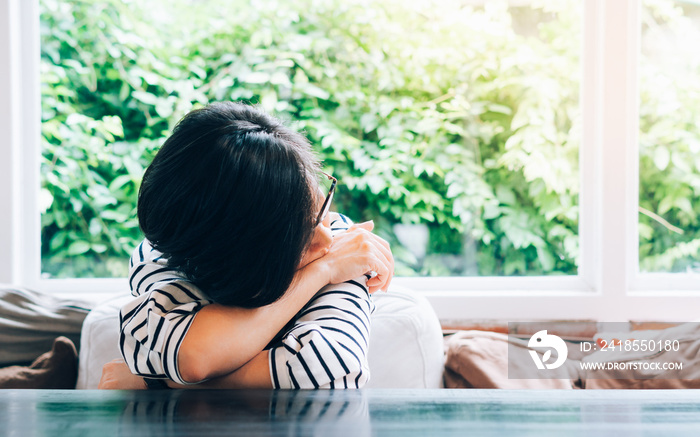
[268,278,374,389]
[176,261,329,383]
[174,277,373,389]
[98,352,271,390]
[171,350,272,389]
[174,273,373,389]
[177,221,393,384]
[104,271,374,390]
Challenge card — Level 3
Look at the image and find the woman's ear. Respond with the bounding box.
[298,224,332,269]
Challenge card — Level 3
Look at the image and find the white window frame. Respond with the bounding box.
[0,0,698,319]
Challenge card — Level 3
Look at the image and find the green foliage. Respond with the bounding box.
[638,0,700,273]
[41,0,171,277]
[39,0,697,278]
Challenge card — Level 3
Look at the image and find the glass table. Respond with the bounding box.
[2,389,700,436]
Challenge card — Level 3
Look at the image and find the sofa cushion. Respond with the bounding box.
[0,285,91,366]
[365,286,445,388]
[77,286,445,389]
[582,323,700,389]
[443,330,581,389]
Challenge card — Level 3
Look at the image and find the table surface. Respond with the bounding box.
[2,389,700,436]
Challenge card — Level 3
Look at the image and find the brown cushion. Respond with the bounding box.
[443,330,581,389]
[0,336,78,389]
[583,323,700,389]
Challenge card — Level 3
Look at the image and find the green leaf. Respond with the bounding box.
[244,72,271,84]
[675,197,693,216]
[91,243,108,253]
[298,83,330,100]
[100,210,128,221]
[108,174,133,192]
[39,188,54,213]
[483,203,501,220]
[50,231,68,251]
[658,197,674,216]
[653,146,670,171]
[102,116,124,138]
[536,247,556,272]
[53,209,70,229]
[67,241,91,256]
[131,91,159,106]
[495,185,516,206]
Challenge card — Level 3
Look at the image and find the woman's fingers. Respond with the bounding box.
[365,246,393,292]
[366,254,390,293]
[361,230,393,292]
[98,359,147,390]
[372,237,394,288]
[348,225,394,292]
[350,220,374,232]
[320,220,394,291]
[347,225,392,269]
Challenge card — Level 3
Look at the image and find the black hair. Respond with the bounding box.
[137,102,320,307]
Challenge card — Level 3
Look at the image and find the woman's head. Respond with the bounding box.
[138,102,322,307]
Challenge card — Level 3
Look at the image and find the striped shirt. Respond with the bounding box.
[119,213,374,388]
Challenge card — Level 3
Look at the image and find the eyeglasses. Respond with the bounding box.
[315,171,337,227]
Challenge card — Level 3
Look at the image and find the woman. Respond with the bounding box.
[102,102,394,389]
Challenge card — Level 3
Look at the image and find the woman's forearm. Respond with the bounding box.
[177,261,330,383]
[169,350,272,389]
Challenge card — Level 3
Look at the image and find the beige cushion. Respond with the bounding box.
[365,286,445,388]
[0,285,90,366]
[76,293,125,389]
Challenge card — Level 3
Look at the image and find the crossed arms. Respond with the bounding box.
[108,215,392,389]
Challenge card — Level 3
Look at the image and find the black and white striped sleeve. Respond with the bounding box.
[268,275,375,389]
[119,240,212,385]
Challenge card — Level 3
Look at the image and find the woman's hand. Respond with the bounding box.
[98,359,147,390]
[315,220,394,293]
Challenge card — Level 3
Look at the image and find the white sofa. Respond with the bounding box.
[77,286,445,389]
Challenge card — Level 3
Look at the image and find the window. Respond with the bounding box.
[638,0,700,274]
[1,0,699,320]
[37,0,582,279]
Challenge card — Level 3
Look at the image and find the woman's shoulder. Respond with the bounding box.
[127,239,209,304]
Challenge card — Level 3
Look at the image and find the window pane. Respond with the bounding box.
[639,0,700,273]
[40,0,581,278]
